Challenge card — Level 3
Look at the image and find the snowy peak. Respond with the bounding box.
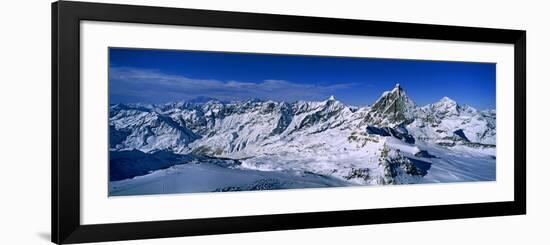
[365,83,416,127]
[428,96,460,117]
[422,96,481,120]
[409,95,496,145]
[438,96,456,105]
[434,97,458,110]
[110,110,200,152]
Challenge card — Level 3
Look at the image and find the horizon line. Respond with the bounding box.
[109,93,496,111]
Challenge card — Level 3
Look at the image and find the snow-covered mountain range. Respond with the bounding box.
[109,84,496,196]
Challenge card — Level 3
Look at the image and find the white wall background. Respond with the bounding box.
[0,0,547,244]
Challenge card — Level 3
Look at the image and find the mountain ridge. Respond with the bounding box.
[110,84,495,153]
[109,84,496,188]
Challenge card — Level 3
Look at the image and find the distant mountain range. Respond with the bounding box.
[109,84,496,195]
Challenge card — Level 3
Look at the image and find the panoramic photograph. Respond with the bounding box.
[108,47,496,196]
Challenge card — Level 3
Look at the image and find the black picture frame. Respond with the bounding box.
[52,1,526,244]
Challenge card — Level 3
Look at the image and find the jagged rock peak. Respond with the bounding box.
[391,83,403,95]
[365,83,416,127]
[328,95,336,101]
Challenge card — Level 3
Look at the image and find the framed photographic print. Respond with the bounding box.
[52,1,526,244]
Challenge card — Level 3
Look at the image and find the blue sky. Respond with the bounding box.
[109,48,496,109]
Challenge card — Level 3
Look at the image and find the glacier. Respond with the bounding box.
[108,84,496,196]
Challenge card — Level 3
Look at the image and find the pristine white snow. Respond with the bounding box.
[108,84,496,196]
[110,163,353,196]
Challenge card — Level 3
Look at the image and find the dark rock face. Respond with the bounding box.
[270,103,293,135]
[414,150,437,158]
[366,126,392,137]
[453,129,470,142]
[366,125,415,144]
[344,168,370,181]
[378,146,427,184]
[366,84,416,127]
[109,125,130,148]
